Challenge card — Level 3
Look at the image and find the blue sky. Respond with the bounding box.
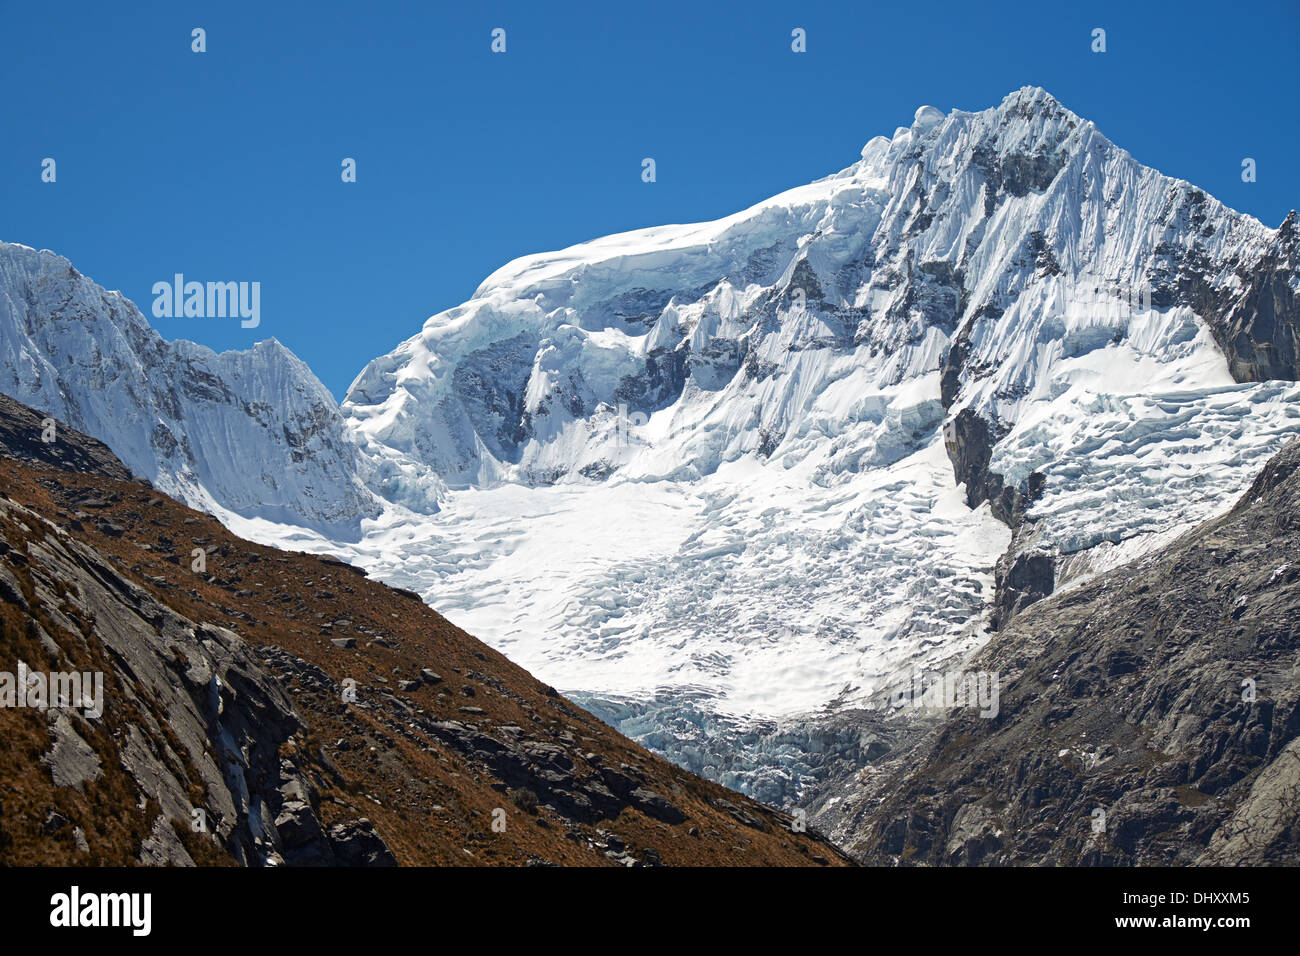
[3,0,1297,397]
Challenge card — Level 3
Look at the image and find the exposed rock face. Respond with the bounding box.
[942,408,1044,529]
[0,431,388,867]
[941,408,1051,630]
[328,819,398,866]
[990,535,1054,630]
[818,437,1300,866]
[0,489,342,865]
[1173,208,1300,383]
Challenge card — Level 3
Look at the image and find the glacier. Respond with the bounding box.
[2,87,1296,802]
[325,89,1298,795]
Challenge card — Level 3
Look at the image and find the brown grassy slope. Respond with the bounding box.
[0,453,850,866]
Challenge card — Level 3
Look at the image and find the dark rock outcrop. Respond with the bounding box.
[941,408,1050,627]
[0,393,134,482]
[328,819,398,866]
[1176,209,1300,382]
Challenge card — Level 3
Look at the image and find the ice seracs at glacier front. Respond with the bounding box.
[3,87,1296,804]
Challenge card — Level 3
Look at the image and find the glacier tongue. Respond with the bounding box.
[324,406,1008,719]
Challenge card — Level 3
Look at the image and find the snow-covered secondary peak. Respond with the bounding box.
[0,241,381,536]
[335,88,1297,797]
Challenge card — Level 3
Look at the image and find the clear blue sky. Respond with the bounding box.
[3,0,1296,397]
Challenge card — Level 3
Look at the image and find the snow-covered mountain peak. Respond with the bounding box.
[345,88,1288,498]
[4,88,1295,801]
[0,240,382,536]
[331,89,1297,795]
